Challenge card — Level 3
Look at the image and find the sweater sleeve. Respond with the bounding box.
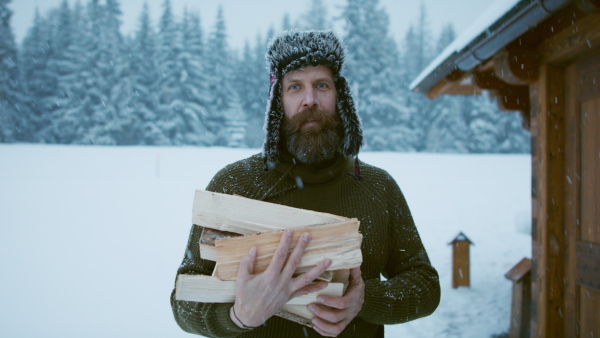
[169,223,251,337]
[170,167,257,337]
[358,178,441,325]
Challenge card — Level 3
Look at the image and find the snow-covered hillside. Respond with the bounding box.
[0,145,531,337]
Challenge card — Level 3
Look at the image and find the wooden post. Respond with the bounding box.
[505,258,532,338]
[448,232,474,288]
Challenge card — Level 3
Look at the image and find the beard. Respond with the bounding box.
[281,106,344,165]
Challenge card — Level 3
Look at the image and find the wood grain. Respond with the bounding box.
[214,220,362,280]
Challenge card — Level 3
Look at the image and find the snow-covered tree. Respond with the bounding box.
[177,10,213,145]
[234,32,269,148]
[0,0,30,142]
[205,6,245,146]
[340,0,413,151]
[299,0,330,30]
[436,23,455,54]
[20,8,56,141]
[119,2,160,144]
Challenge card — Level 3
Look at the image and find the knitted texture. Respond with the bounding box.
[170,154,441,337]
[263,30,363,167]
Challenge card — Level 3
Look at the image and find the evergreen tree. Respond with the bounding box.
[154,0,185,144]
[436,23,455,54]
[20,8,55,141]
[88,0,127,144]
[41,0,93,143]
[340,0,414,151]
[465,92,530,153]
[235,32,268,148]
[205,6,245,146]
[401,3,438,151]
[0,0,30,142]
[46,0,84,143]
[122,2,160,144]
[300,0,330,30]
[177,10,213,145]
[281,13,293,31]
[425,95,469,153]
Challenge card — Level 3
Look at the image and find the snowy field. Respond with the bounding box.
[0,144,531,338]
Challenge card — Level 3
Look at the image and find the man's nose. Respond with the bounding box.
[302,88,318,108]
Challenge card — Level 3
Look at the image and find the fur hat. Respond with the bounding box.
[263,30,363,168]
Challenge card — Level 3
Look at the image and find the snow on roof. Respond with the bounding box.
[409,0,521,91]
[448,231,475,245]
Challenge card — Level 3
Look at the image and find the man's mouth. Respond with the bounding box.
[301,118,321,131]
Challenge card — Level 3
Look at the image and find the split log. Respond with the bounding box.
[277,305,315,327]
[175,274,344,305]
[192,190,349,235]
[214,220,362,280]
[199,228,240,261]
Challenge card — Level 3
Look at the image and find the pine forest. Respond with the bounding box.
[0,0,530,153]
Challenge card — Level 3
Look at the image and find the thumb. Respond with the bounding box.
[236,246,257,281]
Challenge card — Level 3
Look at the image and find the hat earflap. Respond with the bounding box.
[263,77,283,169]
[335,76,363,159]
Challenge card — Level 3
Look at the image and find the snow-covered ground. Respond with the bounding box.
[0,144,531,337]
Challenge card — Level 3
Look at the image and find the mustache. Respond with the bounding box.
[284,107,339,133]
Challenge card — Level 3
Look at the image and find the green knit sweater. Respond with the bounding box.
[170,153,440,337]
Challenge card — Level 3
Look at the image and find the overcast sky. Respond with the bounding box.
[9,0,492,49]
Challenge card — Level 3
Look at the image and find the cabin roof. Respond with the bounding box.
[409,0,573,94]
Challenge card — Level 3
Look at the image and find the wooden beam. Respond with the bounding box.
[576,241,600,293]
[531,64,568,338]
[493,48,539,85]
[214,220,363,280]
[175,275,344,305]
[575,0,600,13]
[474,70,507,90]
[192,190,349,235]
[495,86,530,112]
[537,11,600,64]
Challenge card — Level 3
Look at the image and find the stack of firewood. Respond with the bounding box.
[175,190,363,327]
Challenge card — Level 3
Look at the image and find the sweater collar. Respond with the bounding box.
[274,153,351,184]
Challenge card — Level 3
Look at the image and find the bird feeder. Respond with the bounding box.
[504,257,532,338]
[448,232,474,288]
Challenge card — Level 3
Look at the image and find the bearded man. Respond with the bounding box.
[171,30,440,338]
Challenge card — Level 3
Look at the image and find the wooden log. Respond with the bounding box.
[175,275,344,305]
[192,190,349,235]
[200,228,240,261]
[214,220,362,280]
[277,305,314,327]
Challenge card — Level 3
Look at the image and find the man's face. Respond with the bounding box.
[280,65,342,165]
[281,65,337,128]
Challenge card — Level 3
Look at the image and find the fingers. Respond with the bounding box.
[282,232,312,279]
[311,316,348,337]
[313,324,338,337]
[291,257,332,290]
[290,280,328,299]
[237,246,257,281]
[314,293,348,310]
[349,266,362,282]
[267,229,293,273]
[309,303,346,324]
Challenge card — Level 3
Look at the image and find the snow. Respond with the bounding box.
[410,0,521,90]
[0,144,531,337]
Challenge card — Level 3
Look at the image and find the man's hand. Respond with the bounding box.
[308,267,365,337]
[230,229,332,328]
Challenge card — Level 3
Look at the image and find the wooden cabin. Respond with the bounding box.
[410,0,600,337]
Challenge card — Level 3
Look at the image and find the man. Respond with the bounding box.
[171,30,440,337]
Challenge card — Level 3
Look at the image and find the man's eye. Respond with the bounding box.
[317,83,328,89]
[289,85,300,90]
